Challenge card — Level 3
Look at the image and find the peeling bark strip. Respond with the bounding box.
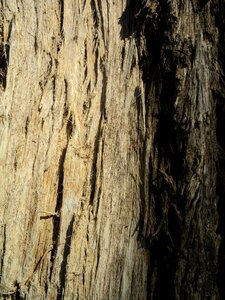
[0,0,224,299]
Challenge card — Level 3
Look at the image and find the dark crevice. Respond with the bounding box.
[34,3,38,54]
[48,98,71,289]
[83,42,88,81]
[40,213,60,220]
[89,63,107,206]
[94,48,99,85]
[0,19,9,90]
[57,215,75,300]
[56,0,64,52]
[62,78,69,126]
[25,117,30,137]
[119,0,139,40]
[130,2,182,297]
[55,147,66,212]
[0,224,6,282]
[95,237,101,279]
[82,0,87,11]
[99,61,107,120]
[93,139,104,218]
[64,78,68,103]
[52,75,56,105]
[149,67,181,299]
[89,121,102,206]
[121,46,125,69]
[59,0,64,38]
[90,0,99,29]
[49,146,67,282]
[14,281,22,300]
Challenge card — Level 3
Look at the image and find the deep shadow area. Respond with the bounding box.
[119,1,184,299]
[0,43,9,89]
[215,1,225,298]
[119,1,224,299]
[216,95,225,299]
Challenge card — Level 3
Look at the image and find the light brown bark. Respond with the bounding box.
[0,1,149,299]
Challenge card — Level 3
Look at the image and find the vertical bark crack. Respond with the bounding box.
[89,66,107,206]
[57,215,74,300]
[34,2,38,54]
[59,0,64,40]
[0,225,6,283]
[0,19,10,90]
[89,121,102,206]
[49,100,71,286]
[49,146,67,282]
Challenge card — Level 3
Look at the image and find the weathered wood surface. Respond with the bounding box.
[0,0,224,299]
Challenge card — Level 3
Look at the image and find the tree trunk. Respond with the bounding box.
[0,0,224,299]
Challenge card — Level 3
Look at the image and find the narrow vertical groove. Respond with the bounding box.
[57,215,75,300]
[59,0,64,38]
[34,2,38,54]
[89,65,107,206]
[89,121,102,206]
[49,97,73,283]
[0,19,9,90]
[49,146,67,282]
[0,224,6,282]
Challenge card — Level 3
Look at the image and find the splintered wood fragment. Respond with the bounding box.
[39,210,60,218]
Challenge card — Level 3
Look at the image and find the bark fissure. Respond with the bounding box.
[0,18,9,90]
[34,2,39,54]
[90,0,98,29]
[89,121,102,206]
[89,67,106,206]
[49,146,67,282]
[0,225,6,283]
[57,215,75,300]
[15,281,21,300]
[59,0,64,37]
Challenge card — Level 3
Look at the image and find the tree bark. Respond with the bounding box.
[0,0,224,299]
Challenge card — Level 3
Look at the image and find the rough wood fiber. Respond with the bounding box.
[0,0,224,299]
[0,1,148,299]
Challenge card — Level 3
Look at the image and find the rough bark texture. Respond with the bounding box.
[0,0,224,299]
